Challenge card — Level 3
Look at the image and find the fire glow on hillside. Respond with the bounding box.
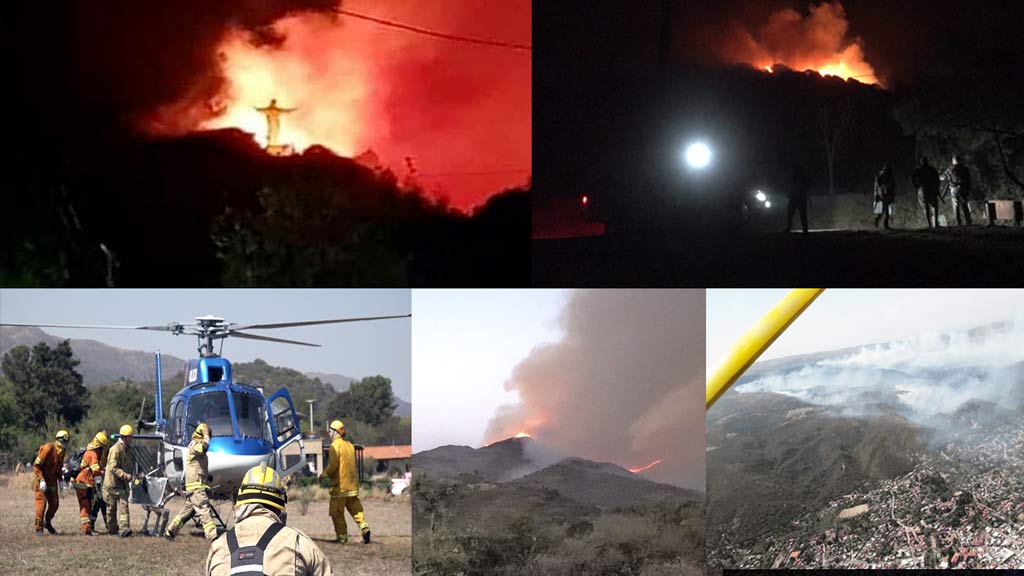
[483,290,707,490]
[719,1,880,85]
[628,459,664,474]
[148,1,531,209]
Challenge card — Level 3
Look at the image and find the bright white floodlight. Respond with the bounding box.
[684,142,712,169]
[755,191,767,202]
[765,200,772,208]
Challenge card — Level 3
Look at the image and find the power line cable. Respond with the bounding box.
[335,8,531,51]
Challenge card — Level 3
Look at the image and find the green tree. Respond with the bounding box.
[76,380,156,438]
[1,341,88,429]
[326,375,397,428]
[0,377,22,452]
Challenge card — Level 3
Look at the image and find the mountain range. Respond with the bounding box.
[413,436,705,574]
[0,326,411,414]
[415,436,702,507]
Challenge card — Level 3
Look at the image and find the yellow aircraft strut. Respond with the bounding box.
[706,288,825,410]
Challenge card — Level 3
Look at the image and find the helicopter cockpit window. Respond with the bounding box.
[269,395,298,444]
[169,400,182,444]
[187,391,233,437]
[232,392,269,441]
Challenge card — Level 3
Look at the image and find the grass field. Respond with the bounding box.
[0,474,410,576]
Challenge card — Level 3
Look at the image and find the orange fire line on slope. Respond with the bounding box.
[628,459,663,474]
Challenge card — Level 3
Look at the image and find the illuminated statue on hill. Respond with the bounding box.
[254,99,296,150]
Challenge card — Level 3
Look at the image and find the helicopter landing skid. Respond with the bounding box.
[189,497,230,537]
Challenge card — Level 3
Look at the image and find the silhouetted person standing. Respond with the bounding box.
[946,154,973,225]
[873,163,896,229]
[786,165,809,233]
[911,156,941,228]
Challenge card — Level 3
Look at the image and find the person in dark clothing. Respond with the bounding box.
[786,165,809,233]
[911,156,941,228]
[946,155,973,225]
[873,163,896,229]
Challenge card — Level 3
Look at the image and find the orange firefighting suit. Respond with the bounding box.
[33,441,65,531]
[73,447,104,534]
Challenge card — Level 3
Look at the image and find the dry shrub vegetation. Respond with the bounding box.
[413,475,705,576]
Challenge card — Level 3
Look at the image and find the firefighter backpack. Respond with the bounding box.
[226,522,286,576]
[67,446,88,477]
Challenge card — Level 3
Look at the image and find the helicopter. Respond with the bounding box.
[0,313,409,534]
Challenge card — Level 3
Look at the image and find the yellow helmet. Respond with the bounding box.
[119,424,134,436]
[89,431,109,449]
[329,420,344,433]
[55,430,70,442]
[193,422,209,439]
[236,464,287,511]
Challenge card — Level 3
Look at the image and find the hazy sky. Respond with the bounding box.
[412,289,569,452]
[707,289,1024,369]
[0,289,411,400]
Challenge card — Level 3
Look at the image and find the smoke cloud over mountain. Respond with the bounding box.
[484,290,706,490]
[737,321,1024,419]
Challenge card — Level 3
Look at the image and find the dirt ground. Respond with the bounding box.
[533,226,1024,286]
[0,475,410,576]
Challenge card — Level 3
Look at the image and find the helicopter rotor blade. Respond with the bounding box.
[232,314,411,331]
[230,331,321,347]
[0,322,183,332]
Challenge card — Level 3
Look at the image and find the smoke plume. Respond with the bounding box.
[737,321,1024,420]
[484,290,706,491]
[709,1,878,84]
[67,0,530,210]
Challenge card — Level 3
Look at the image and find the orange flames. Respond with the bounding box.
[184,2,531,210]
[202,15,370,155]
[514,431,532,438]
[628,459,664,474]
[719,1,880,86]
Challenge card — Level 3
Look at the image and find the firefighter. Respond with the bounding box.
[72,431,109,535]
[90,433,109,532]
[205,464,331,576]
[911,156,941,228]
[33,430,70,535]
[103,424,136,537]
[785,164,810,233]
[165,422,218,541]
[321,419,370,543]
[946,154,973,225]
[873,163,896,230]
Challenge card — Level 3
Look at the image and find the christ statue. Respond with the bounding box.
[254,99,296,147]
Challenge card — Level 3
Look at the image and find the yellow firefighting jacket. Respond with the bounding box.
[185,425,211,492]
[205,506,332,576]
[33,441,65,485]
[324,437,358,497]
[103,439,134,493]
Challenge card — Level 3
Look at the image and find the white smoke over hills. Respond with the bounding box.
[736,321,1024,420]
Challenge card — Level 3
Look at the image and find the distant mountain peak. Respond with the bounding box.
[0,326,185,386]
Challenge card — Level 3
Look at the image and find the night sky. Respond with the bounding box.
[538,0,1024,84]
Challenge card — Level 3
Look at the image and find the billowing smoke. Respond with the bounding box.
[709,1,878,84]
[68,0,530,210]
[484,290,706,491]
[737,321,1024,420]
